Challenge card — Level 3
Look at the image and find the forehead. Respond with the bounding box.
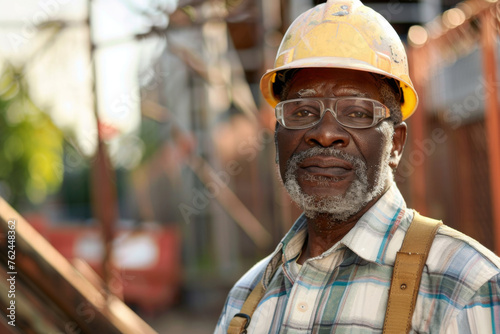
[285,68,381,100]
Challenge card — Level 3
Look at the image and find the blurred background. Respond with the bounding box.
[0,0,499,332]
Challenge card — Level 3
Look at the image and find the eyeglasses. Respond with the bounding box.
[275,97,391,130]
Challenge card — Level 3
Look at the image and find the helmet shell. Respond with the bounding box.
[260,0,418,120]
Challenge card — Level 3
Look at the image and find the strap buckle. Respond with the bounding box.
[233,313,251,333]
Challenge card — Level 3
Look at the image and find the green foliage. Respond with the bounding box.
[0,63,64,207]
[139,116,164,163]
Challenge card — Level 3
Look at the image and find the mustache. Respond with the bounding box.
[286,147,366,171]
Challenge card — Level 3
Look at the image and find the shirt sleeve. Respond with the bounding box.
[213,255,273,334]
[214,295,231,334]
[445,273,500,334]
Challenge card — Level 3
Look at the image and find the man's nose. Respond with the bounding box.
[304,110,350,148]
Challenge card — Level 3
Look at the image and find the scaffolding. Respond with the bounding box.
[407,0,500,254]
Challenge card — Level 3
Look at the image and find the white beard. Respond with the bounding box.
[283,122,394,221]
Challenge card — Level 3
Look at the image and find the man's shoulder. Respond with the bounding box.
[435,224,500,267]
[427,223,500,288]
[412,223,500,332]
[214,254,274,333]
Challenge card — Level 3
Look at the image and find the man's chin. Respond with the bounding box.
[296,177,353,198]
[287,190,363,221]
[298,187,348,200]
[301,205,361,221]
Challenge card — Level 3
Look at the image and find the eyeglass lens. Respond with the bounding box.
[281,98,380,129]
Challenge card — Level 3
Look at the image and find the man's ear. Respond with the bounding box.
[389,122,407,169]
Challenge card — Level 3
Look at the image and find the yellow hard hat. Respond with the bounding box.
[260,0,418,120]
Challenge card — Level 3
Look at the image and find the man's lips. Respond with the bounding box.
[299,156,354,177]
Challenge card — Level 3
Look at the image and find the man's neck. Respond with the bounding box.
[296,194,383,265]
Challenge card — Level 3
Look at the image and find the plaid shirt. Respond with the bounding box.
[215,184,500,333]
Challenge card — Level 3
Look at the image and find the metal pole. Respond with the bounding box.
[87,0,122,296]
[480,7,500,255]
[409,46,428,215]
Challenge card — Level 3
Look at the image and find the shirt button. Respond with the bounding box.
[297,302,308,312]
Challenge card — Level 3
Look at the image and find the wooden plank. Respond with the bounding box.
[480,8,500,255]
[0,197,157,334]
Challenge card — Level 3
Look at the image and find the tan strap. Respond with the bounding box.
[227,256,283,334]
[227,281,266,334]
[383,211,442,334]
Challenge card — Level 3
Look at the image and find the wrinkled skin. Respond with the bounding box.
[275,68,407,262]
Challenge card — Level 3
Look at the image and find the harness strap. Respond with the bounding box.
[227,280,266,334]
[383,211,442,334]
[227,210,442,334]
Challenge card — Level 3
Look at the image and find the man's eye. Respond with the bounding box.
[285,104,321,120]
[346,110,372,118]
[294,110,313,117]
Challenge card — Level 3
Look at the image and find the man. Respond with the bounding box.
[215,0,500,333]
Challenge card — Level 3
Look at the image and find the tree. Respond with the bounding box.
[0,62,64,208]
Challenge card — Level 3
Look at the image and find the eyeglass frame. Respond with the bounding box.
[275,97,392,130]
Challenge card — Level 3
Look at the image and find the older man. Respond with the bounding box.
[215,0,500,333]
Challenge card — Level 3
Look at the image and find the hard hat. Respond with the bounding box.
[260,0,418,120]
